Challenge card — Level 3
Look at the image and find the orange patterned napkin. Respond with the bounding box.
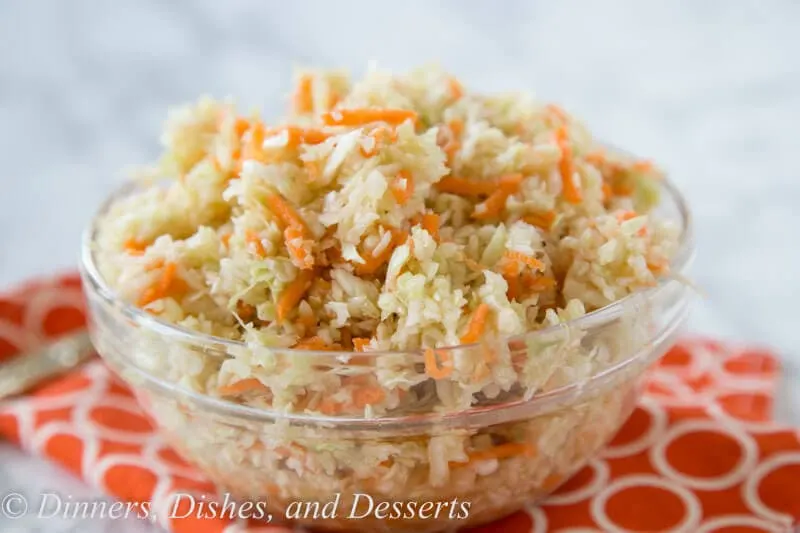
[1,273,798,532]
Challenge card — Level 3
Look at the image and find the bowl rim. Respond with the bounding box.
[79,170,694,428]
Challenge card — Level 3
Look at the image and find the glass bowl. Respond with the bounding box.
[79,175,693,532]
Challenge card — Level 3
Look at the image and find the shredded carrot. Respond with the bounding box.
[460,303,491,344]
[233,117,251,138]
[276,269,315,323]
[353,338,370,352]
[267,126,332,148]
[123,238,148,255]
[448,77,464,100]
[218,378,268,395]
[631,160,654,173]
[137,262,187,307]
[389,170,414,205]
[504,250,545,271]
[503,264,522,301]
[352,386,385,408]
[284,225,314,270]
[236,301,257,323]
[424,348,453,379]
[448,118,464,138]
[322,108,418,127]
[435,176,496,197]
[245,230,267,258]
[354,228,405,276]
[647,260,666,274]
[522,274,556,292]
[220,232,232,248]
[467,442,536,463]
[616,210,648,237]
[318,398,343,415]
[264,192,309,234]
[359,126,397,158]
[359,136,379,158]
[556,127,582,204]
[585,150,606,166]
[472,173,523,220]
[421,213,440,242]
[612,181,635,196]
[241,121,267,162]
[521,211,556,230]
[443,141,460,166]
[293,74,313,114]
[293,336,340,351]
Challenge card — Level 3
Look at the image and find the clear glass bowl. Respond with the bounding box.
[80,176,693,532]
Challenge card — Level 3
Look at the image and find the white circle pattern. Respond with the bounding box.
[650,418,758,491]
[590,474,703,533]
[742,452,800,528]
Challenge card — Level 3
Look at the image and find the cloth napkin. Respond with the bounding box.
[0,273,798,533]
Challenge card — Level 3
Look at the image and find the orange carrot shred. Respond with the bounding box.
[123,238,148,255]
[137,261,187,308]
[421,213,440,242]
[424,348,453,379]
[293,74,313,114]
[293,336,340,351]
[448,78,464,100]
[352,386,385,409]
[556,127,582,204]
[221,232,232,248]
[267,126,332,148]
[504,250,545,271]
[284,225,314,270]
[354,228,405,276]
[276,269,314,323]
[245,230,267,258]
[467,442,536,463]
[353,338,370,352]
[471,174,523,221]
[460,303,491,344]
[218,378,268,395]
[264,192,309,234]
[585,150,606,166]
[236,301,257,323]
[522,274,556,292]
[448,118,464,138]
[390,170,414,205]
[318,398,343,415]
[435,176,496,197]
[522,211,557,230]
[234,117,251,138]
[322,108,418,127]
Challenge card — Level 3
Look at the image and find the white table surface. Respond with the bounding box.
[1,1,799,531]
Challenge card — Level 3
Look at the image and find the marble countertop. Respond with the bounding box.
[1,1,798,531]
